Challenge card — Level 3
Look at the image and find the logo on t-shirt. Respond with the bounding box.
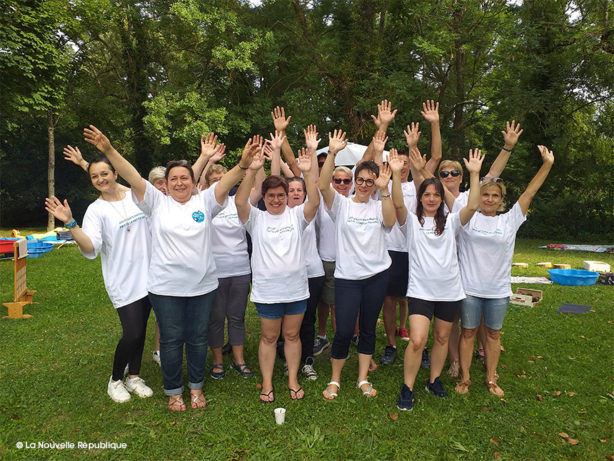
[192,210,205,223]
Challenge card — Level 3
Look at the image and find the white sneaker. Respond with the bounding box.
[124,376,153,398]
[302,357,318,381]
[152,350,161,367]
[108,377,131,403]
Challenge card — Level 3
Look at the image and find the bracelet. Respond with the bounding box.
[65,219,78,229]
[502,146,512,152]
[239,165,249,170]
[380,193,391,198]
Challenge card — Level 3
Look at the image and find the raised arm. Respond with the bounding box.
[388,149,407,226]
[194,133,220,184]
[319,130,347,209]
[374,163,395,227]
[296,147,320,222]
[63,145,89,172]
[459,149,485,225]
[235,146,265,224]
[272,106,301,177]
[486,120,523,178]
[83,125,147,201]
[359,100,397,165]
[216,136,261,205]
[264,131,286,177]
[517,145,554,215]
[409,146,456,211]
[372,130,388,166]
[44,197,95,253]
[421,100,442,174]
[304,124,321,182]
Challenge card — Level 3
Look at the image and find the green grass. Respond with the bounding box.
[1,238,613,460]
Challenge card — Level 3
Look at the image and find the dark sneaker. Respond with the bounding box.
[380,345,397,365]
[313,336,330,356]
[397,384,414,411]
[421,347,430,368]
[425,376,449,397]
[351,335,359,347]
[222,342,232,354]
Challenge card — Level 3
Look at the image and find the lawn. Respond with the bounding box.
[0,238,613,460]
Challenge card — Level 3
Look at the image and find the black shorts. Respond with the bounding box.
[408,297,461,323]
[386,251,409,297]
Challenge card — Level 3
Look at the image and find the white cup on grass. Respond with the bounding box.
[274,407,286,425]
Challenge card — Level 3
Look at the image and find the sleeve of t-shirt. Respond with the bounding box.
[296,203,309,232]
[448,212,465,236]
[505,202,527,233]
[136,181,163,216]
[451,190,468,213]
[326,191,343,222]
[243,205,262,234]
[80,204,103,260]
[204,183,228,219]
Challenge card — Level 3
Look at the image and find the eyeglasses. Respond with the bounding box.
[355,177,375,187]
[439,170,460,178]
[481,176,504,183]
[333,178,352,185]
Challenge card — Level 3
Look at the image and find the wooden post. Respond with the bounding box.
[3,240,36,319]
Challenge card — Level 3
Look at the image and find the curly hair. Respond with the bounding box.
[416,178,447,236]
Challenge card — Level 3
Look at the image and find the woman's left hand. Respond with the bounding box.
[463,148,485,174]
[375,163,392,189]
[297,147,312,173]
[537,145,554,166]
[83,125,113,154]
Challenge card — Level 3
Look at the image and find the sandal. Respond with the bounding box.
[210,363,225,380]
[487,380,504,397]
[323,381,340,400]
[168,394,186,412]
[190,392,207,409]
[231,362,254,378]
[455,379,471,395]
[357,380,377,398]
[259,387,275,403]
[476,348,485,362]
[288,386,305,400]
[447,360,459,378]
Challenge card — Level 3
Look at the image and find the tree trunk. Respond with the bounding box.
[47,109,55,231]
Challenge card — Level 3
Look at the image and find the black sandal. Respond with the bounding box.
[260,387,275,403]
[231,362,254,378]
[288,386,304,400]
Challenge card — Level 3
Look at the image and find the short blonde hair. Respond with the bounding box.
[438,160,463,177]
[205,164,227,186]
[333,166,352,177]
[148,166,166,183]
[479,180,507,212]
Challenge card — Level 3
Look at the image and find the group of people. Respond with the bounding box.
[44,100,554,412]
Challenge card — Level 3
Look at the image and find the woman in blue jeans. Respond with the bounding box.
[84,125,258,411]
[318,130,395,400]
[456,145,554,397]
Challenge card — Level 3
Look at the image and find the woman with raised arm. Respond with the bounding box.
[81,125,257,412]
[390,148,484,411]
[319,130,395,401]
[235,145,319,403]
[45,155,153,404]
[455,146,554,398]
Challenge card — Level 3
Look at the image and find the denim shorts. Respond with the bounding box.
[460,295,510,330]
[255,300,307,319]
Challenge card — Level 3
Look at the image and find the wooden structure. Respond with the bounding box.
[3,240,36,319]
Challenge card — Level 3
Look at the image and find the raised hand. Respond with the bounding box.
[375,163,392,189]
[248,146,265,171]
[409,147,427,172]
[240,135,263,169]
[388,148,404,173]
[537,145,554,165]
[210,143,226,163]
[268,130,286,151]
[372,130,388,154]
[200,133,219,159]
[44,196,73,224]
[421,100,440,124]
[83,125,113,154]
[328,129,348,155]
[63,145,85,167]
[297,147,313,173]
[502,120,523,148]
[303,125,321,152]
[271,106,291,132]
[376,99,397,128]
[463,148,485,174]
[404,123,421,149]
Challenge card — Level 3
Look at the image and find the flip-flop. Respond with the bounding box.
[190,392,207,409]
[259,387,275,403]
[168,394,186,412]
[455,380,471,395]
[288,386,304,400]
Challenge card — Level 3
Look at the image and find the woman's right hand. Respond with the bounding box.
[44,196,73,224]
[388,148,404,173]
[328,129,347,155]
[63,145,85,166]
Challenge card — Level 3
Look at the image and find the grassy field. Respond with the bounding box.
[0,237,613,460]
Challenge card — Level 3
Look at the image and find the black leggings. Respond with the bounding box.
[111,296,152,381]
[300,275,326,362]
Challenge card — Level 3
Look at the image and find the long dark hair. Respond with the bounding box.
[416,178,447,236]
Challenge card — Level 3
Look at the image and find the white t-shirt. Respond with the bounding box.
[211,196,250,278]
[447,190,468,214]
[326,192,392,280]
[459,202,527,298]
[303,215,325,278]
[244,204,310,303]
[316,198,336,262]
[402,211,466,301]
[81,192,150,309]
[385,181,417,252]
[136,181,226,296]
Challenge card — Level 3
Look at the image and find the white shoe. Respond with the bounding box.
[124,376,153,398]
[108,377,131,403]
[152,350,161,367]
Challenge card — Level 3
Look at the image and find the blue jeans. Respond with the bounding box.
[149,291,216,396]
[461,295,510,330]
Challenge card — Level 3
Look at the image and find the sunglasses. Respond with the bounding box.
[439,170,460,178]
[481,176,504,183]
[333,178,352,185]
[355,177,375,187]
